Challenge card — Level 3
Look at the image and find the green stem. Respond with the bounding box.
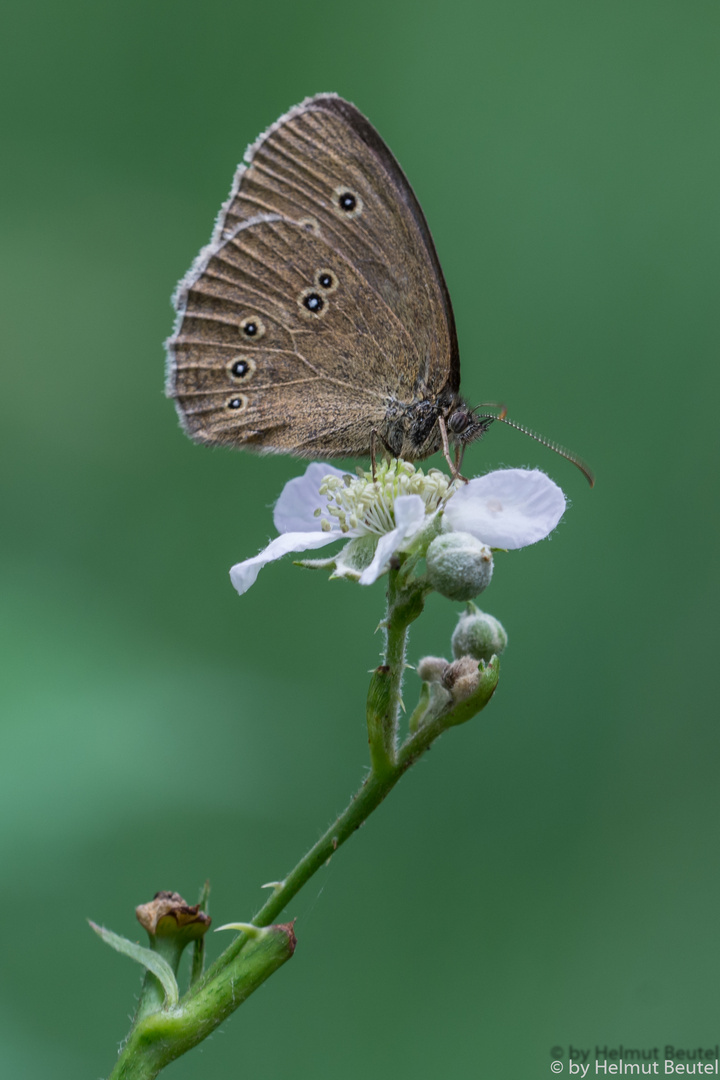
[134,937,184,1024]
[107,569,499,1078]
[255,771,397,926]
[255,569,425,922]
[251,654,500,929]
[109,925,295,1080]
[366,567,426,773]
[189,880,210,987]
[197,570,422,987]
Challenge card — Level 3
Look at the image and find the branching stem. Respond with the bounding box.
[107,566,499,1078]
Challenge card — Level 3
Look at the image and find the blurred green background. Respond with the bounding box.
[2,0,719,1076]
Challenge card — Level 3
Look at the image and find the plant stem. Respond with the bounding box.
[251,653,497,931]
[365,568,417,774]
[253,567,425,925]
[109,925,296,1080]
[256,771,394,925]
[200,582,497,992]
[189,880,210,986]
[106,568,499,1078]
[197,569,420,986]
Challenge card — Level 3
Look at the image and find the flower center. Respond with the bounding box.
[316,459,458,535]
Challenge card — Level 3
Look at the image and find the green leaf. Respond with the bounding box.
[88,921,179,1007]
[293,556,338,570]
[331,535,376,579]
[294,535,378,581]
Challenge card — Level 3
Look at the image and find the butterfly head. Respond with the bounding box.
[446,405,495,447]
[385,397,494,466]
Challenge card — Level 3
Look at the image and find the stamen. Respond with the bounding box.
[317,459,459,538]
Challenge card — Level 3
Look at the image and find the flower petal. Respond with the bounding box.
[273,462,347,533]
[359,494,426,585]
[394,493,428,530]
[229,530,341,595]
[444,469,566,549]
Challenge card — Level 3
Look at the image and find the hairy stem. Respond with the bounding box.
[109,925,296,1080]
[106,569,499,1079]
[253,567,426,926]
[366,567,423,774]
[202,578,496,990]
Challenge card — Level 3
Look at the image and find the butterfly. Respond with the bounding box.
[166,93,593,484]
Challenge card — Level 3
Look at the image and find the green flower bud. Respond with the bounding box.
[451,602,508,662]
[426,532,493,602]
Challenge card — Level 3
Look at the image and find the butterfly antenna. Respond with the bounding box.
[473,409,595,487]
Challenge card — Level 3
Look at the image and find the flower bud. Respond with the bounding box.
[416,655,449,683]
[451,603,507,662]
[441,655,482,704]
[425,532,493,602]
[133,890,212,1022]
[136,891,211,950]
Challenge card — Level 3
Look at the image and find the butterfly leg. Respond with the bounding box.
[454,442,466,476]
[438,416,469,483]
[370,429,397,482]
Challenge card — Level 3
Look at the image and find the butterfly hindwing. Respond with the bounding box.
[170,216,422,455]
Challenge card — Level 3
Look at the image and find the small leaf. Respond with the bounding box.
[331,535,376,579]
[293,556,338,570]
[88,921,179,1007]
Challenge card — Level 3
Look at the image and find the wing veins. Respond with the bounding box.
[200,258,293,311]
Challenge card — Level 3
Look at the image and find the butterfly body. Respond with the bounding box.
[166,94,487,463]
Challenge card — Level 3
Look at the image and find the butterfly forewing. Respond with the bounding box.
[167,94,460,456]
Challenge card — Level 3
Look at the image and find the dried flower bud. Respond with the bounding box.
[426,532,493,601]
[136,890,211,945]
[132,890,212,1021]
[451,603,508,662]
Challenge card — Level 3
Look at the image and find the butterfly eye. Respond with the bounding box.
[448,408,472,434]
[228,357,255,381]
[239,316,265,339]
[226,395,247,411]
[333,185,363,219]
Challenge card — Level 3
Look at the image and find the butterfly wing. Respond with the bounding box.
[166,94,460,456]
[170,216,424,455]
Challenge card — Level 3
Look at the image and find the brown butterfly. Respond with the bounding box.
[166,94,593,483]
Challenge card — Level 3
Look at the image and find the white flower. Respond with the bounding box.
[230,460,450,594]
[443,468,566,549]
[229,461,566,596]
